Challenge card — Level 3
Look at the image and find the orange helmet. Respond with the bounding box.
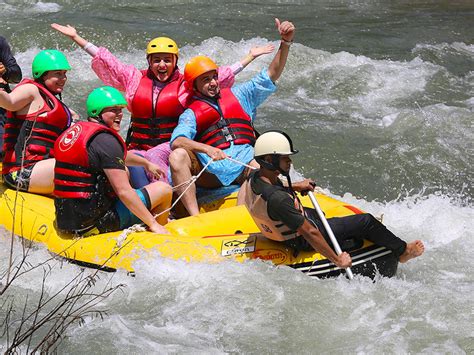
[184,56,218,88]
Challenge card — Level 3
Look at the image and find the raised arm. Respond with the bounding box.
[51,24,90,52]
[51,23,140,96]
[267,18,295,82]
[216,44,276,89]
[238,44,276,72]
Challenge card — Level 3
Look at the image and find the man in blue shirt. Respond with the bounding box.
[169,18,295,216]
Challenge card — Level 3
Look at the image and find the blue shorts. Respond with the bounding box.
[114,187,152,229]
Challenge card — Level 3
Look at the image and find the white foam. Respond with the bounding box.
[30,1,62,13]
[11,38,466,126]
[413,41,474,56]
[338,191,473,248]
[0,1,62,15]
[381,112,399,127]
[465,97,474,109]
[173,38,449,127]
[1,187,473,352]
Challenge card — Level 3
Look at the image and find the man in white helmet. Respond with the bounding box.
[242,130,425,268]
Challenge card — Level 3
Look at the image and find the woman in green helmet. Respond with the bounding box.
[0,49,74,194]
[54,86,171,235]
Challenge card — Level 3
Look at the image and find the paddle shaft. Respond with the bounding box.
[308,191,354,280]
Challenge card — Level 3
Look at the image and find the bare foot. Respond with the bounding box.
[399,240,425,263]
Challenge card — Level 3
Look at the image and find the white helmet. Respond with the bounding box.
[254,130,298,172]
[254,130,298,157]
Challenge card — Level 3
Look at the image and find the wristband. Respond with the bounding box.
[281,39,293,46]
[83,42,99,57]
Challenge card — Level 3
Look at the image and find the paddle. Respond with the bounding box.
[307,191,354,280]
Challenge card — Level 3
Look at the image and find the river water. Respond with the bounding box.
[0,0,473,353]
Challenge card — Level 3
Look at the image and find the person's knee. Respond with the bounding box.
[147,181,172,208]
[149,181,172,194]
[169,148,191,171]
[159,182,173,200]
[359,213,378,229]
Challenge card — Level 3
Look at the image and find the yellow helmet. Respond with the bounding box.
[146,37,179,57]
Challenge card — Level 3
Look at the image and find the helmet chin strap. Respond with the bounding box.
[283,170,294,191]
[271,155,286,175]
[273,155,294,190]
[92,114,108,127]
[257,154,288,175]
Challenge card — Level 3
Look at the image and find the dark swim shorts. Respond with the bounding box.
[3,164,35,191]
[72,187,153,237]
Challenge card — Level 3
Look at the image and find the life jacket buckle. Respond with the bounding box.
[216,118,229,129]
[221,127,236,142]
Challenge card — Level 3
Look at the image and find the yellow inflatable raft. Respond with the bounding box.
[0,183,398,278]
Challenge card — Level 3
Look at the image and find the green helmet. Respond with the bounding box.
[32,49,71,79]
[86,86,127,117]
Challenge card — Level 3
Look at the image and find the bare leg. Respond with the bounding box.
[399,240,425,263]
[169,148,200,216]
[28,158,55,195]
[145,181,172,225]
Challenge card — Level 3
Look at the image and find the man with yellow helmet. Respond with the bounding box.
[51,23,274,186]
[169,18,295,216]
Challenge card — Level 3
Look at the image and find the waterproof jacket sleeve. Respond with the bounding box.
[0,36,22,84]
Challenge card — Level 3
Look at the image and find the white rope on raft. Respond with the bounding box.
[154,159,214,218]
[225,156,258,171]
[115,156,252,248]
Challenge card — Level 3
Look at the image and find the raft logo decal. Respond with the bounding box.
[58,125,82,152]
[221,235,256,256]
[251,249,288,265]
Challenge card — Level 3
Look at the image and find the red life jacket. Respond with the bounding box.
[189,88,256,149]
[127,69,184,150]
[54,121,126,199]
[2,79,72,175]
